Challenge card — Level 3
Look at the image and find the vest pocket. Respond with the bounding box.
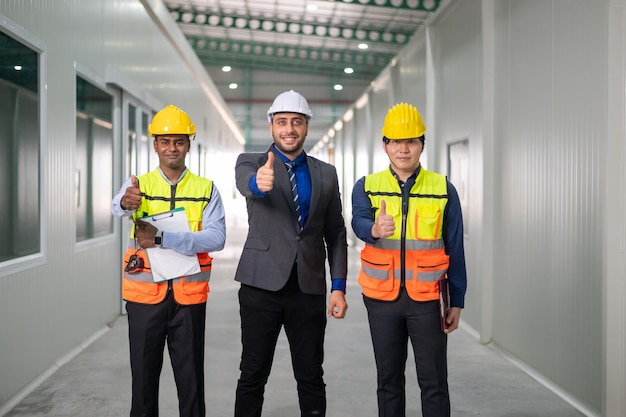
[414,204,442,240]
[123,279,160,296]
[179,279,209,295]
[358,246,395,292]
[406,252,449,295]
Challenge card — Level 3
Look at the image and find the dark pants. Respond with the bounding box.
[364,291,449,417]
[235,266,327,417]
[126,291,207,417]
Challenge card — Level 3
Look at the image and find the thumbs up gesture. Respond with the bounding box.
[256,152,275,192]
[121,175,142,211]
[372,199,395,239]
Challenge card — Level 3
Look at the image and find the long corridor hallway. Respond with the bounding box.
[4,198,586,417]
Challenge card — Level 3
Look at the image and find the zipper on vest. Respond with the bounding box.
[400,184,408,287]
[168,183,176,294]
[170,184,177,211]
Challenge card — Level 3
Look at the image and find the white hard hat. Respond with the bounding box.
[267,90,313,122]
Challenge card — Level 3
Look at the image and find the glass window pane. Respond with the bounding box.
[75,76,113,242]
[0,32,40,262]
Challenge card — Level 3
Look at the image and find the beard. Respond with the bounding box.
[273,136,305,157]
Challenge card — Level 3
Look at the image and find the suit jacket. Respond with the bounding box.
[234,145,348,295]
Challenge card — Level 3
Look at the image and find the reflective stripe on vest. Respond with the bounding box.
[122,169,213,305]
[358,168,449,302]
[371,238,444,251]
[361,265,443,283]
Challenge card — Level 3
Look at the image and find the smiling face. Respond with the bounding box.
[153,134,190,172]
[383,138,424,181]
[269,112,308,159]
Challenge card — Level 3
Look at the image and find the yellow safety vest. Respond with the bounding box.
[358,167,449,302]
[122,169,213,305]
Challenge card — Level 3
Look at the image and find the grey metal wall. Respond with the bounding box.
[0,0,243,412]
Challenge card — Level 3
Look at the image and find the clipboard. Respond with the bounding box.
[139,208,201,282]
[439,278,450,331]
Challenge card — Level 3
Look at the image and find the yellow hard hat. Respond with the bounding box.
[381,103,426,140]
[148,105,196,137]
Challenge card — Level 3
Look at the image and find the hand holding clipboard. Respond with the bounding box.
[439,278,462,333]
[138,208,201,282]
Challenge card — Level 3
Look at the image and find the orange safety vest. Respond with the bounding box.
[122,169,213,305]
[358,168,449,302]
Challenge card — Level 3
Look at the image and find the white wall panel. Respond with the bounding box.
[368,75,393,174]
[491,0,606,412]
[341,114,358,246]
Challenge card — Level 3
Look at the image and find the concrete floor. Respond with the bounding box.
[4,201,586,417]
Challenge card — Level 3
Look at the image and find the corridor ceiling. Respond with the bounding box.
[166,0,444,150]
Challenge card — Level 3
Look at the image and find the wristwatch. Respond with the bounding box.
[153,233,162,247]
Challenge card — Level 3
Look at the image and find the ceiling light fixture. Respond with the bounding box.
[358,43,368,50]
[222,65,232,72]
[344,67,354,74]
[229,83,238,89]
[306,3,318,11]
[333,84,343,91]
[14,65,22,71]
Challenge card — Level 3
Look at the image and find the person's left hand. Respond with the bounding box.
[134,219,159,248]
[443,307,462,334]
[328,291,348,319]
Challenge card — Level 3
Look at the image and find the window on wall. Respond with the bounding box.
[75,76,114,241]
[137,111,154,174]
[127,104,138,176]
[0,31,41,263]
[448,140,469,235]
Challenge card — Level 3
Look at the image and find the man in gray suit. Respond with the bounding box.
[234,90,348,417]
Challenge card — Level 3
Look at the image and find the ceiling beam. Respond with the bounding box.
[170,8,416,46]
[317,0,441,12]
[189,36,393,79]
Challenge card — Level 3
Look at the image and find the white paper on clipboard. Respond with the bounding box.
[140,208,201,282]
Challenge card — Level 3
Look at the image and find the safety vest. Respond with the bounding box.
[358,167,449,302]
[122,169,213,305]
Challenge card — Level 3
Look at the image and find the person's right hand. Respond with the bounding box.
[371,199,395,239]
[256,152,275,192]
[121,175,142,211]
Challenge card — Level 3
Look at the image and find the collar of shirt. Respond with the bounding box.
[273,147,307,167]
[157,167,188,185]
[389,165,421,189]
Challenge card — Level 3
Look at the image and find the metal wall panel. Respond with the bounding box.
[490,1,606,411]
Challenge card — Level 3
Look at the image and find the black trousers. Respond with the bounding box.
[364,291,449,417]
[126,290,207,417]
[235,266,327,417]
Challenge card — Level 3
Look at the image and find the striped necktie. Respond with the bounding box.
[285,161,303,230]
